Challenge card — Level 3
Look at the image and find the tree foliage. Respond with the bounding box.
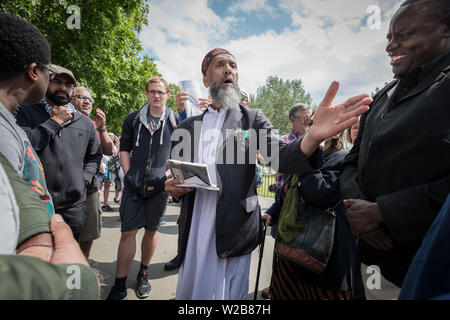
[0,0,178,134]
[250,76,313,135]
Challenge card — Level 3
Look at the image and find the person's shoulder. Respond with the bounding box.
[121,109,140,126]
[241,106,262,115]
[73,111,92,122]
[16,102,43,115]
[177,113,203,129]
[125,109,140,120]
[372,79,398,102]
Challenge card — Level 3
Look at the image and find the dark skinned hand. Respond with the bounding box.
[344,199,384,236]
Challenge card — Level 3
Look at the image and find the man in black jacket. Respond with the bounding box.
[340,0,450,294]
[16,65,102,242]
[107,76,179,300]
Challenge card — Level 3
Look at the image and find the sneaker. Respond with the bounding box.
[136,272,151,299]
[159,219,167,226]
[102,204,114,212]
[114,198,120,204]
[106,287,128,300]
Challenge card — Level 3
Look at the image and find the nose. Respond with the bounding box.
[224,62,233,74]
[386,36,398,54]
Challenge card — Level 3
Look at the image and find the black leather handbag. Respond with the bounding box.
[275,175,336,274]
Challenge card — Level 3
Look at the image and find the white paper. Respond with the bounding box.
[177,176,219,191]
[179,80,202,115]
[168,159,219,191]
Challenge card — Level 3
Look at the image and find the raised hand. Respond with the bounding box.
[300,81,372,156]
[175,92,189,114]
[51,105,73,125]
[95,108,107,130]
[312,81,371,141]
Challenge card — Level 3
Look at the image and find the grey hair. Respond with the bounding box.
[289,103,311,119]
[74,86,93,95]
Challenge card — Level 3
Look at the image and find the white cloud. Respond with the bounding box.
[139,0,404,105]
[228,0,273,14]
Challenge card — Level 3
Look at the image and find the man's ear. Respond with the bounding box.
[25,63,39,82]
[203,75,210,88]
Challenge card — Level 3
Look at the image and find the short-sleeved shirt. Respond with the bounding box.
[0,153,50,250]
[0,102,54,216]
[0,158,19,254]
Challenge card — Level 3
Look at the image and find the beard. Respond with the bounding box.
[209,82,242,111]
[46,89,72,106]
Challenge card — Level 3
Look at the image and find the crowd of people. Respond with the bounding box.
[0,0,449,300]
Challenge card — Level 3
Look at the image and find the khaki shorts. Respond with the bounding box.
[79,190,102,241]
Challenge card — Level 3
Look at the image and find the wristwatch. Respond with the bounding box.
[97,126,107,132]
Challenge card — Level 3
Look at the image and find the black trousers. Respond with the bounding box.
[58,202,86,241]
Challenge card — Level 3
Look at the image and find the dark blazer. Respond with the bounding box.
[340,52,450,286]
[173,105,313,263]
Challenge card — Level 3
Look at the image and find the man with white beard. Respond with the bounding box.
[165,48,372,300]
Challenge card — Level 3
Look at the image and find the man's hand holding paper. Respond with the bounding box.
[176,92,211,114]
[165,177,194,198]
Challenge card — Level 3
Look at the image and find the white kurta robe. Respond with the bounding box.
[176,107,252,300]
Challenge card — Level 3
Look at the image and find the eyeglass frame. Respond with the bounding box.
[36,62,60,75]
[293,115,313,126]
[147,90,168,96]
[49,77,76,89]
[73,94,95,104]
[24,62,60,80]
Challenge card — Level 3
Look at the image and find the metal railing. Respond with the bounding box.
[257,173,276,198]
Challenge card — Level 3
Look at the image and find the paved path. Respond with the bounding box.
[91,190,275,300]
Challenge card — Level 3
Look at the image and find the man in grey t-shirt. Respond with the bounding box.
[0,12,56,257]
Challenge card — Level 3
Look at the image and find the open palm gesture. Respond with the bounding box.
[309,81,372,142]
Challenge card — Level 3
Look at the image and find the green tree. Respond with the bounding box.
[250,76,313,135]
[0,0,178,134]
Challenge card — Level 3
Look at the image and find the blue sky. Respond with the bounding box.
[140,0,403,104]
[208,0,293,39]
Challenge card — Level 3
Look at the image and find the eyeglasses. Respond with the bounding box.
[74,95,95,104]
[36,62,59,74]
[147,90,168,96]
[27,62,59,80]
[293,115,313,126]
[50,78,75,89]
